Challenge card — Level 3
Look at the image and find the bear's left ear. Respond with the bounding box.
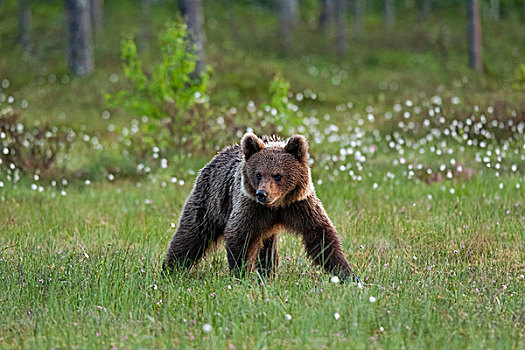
[241,133,266,160]
[284,135,308,164]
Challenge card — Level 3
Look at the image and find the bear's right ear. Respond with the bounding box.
[241,133,265,160]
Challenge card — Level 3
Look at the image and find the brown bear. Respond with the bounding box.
[162,133,355,280]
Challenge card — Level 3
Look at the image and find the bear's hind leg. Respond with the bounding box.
[162,218,219,273]
[256,234,279,276]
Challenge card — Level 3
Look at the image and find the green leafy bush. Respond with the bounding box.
[265,74,303,133]
[107,21,211,153]
[512,63,525,90]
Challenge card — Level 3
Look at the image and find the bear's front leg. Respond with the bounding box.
[224,202,276,277]
[225,232,260,276]
[256,234,279,276]
[284,196,354,281]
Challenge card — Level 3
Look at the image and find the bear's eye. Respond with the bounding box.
[256,173,262,181]
[273,174,282,182]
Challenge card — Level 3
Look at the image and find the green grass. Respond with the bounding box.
[0,171,524,349]
[1,0,525,348]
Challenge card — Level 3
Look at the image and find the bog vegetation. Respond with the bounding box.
[0,1,524,349]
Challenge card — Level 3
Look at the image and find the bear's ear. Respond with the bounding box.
[241,133,265,160]
[284,134,308,164]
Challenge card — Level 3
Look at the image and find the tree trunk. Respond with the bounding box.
[436,25,448,71]
[65,0,94,76]
[421,0,431,19]
[89,0,103,33]
[227,0,239,41]
[139,0,151,51]
[318,0,334,32]
[353,0,365,36]
[279,0,298,48]
[384,0,394,28]
[467,0,482,72]
[489,0,499,21]
[335,0,346,56]
[179,0,207,75]
[18,0,32,53]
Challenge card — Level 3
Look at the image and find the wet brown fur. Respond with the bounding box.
[162,133,353,279]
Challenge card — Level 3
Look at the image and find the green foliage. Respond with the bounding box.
[107,21,211,152]
[511,63,525,90]
[265,74,303,133]
[269,74,290,111]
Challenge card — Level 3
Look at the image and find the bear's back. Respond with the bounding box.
[187,145,243,230]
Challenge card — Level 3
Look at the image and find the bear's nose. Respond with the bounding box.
[255,190,268,203]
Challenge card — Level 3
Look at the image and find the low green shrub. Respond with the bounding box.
[512,63,525,90]
[107,21,212,154]
[265,74,304,134]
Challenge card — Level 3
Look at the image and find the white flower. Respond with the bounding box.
[202,323,213,333]
[330,276,340,284]
[334,312,340,320]
[285,314,292,321]
[369,296,377,303]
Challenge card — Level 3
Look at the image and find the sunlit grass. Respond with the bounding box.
[1,160,523,348]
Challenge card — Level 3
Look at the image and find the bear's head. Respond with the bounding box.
[241,133,313,207]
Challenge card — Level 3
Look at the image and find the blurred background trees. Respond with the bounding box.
[140,0,151,51]
[384,0,395,28]
[89,0,103,33]
[318,0,333,32]
[279,0,298,47]
[467,0,483,72]
[36,0,525,76]
[17,0,32,54]
[65,0,94,76]
[1,0,525,89]
[178,0,207,75]
[334,0,346,56]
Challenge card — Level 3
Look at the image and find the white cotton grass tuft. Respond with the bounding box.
[202,323,213,333]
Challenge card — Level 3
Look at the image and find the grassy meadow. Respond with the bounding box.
[1,1,525,349]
